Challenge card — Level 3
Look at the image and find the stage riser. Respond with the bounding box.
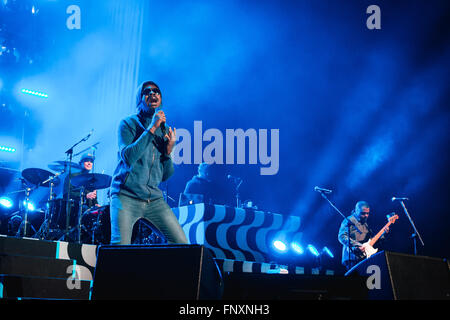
[0,235,95,300]
[0,275,91,300]
[0,235,334,278]
[0,254,76,279]
[14,236,450,301]
[0,236,359,300]
[215,258,335,276]
[0,236,57,258]
[91,244,346,300]
[0,235,96,280]
[222,274,368,300]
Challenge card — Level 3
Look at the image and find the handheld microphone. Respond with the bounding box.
[155,105,166,134]
[314,186,332,194]
[392,197,409,202]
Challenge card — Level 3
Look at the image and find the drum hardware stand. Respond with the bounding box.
[90,208,103,244]
[396,198,424,255]
[4,188,28,235]
[78,206,99,244]
[12,174,39,237]
[93,214,104,243]
[61,130,93,241]
[16,186,34,238]
[63,187,87,244]
[34,173,61,240]
[76,186,86,244]
[85,209,103,244]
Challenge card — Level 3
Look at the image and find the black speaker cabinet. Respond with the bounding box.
[91,244,223,300]
[346,251,450,300]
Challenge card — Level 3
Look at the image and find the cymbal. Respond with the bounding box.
[70,173,112,190]
[48,161,83,173]
[22,168,55,187]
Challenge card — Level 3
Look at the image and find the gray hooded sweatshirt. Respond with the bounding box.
[109,82,174,201]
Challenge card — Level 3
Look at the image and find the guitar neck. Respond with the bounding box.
[369,221,392,247]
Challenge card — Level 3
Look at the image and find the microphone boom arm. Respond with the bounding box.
[317,190,362,269]
[398,199,424,254]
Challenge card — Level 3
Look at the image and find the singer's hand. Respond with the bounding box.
[149,110,166,134]
[166,127,176,154]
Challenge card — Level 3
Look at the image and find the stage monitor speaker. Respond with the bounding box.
[346,251,450,300]
[91,244,223,300]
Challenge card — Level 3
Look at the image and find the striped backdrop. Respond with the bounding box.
[172,204,302,263]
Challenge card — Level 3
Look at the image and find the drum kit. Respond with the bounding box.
[14,160,112,245]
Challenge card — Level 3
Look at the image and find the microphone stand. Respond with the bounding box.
[235,178,243,208]
[73,142,100,157]
[397,199,424,255]
[317,190,362,271]
[19,187,33,237]
[61,132,92,241]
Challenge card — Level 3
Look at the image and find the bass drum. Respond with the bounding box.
[80,205,110,245]
[46,198,79,230]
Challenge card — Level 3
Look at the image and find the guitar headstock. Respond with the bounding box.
[386,213,399,224]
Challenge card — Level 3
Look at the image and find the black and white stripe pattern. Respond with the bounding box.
[172,204,302,262]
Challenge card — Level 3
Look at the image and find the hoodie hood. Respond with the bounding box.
[135,80,161,117]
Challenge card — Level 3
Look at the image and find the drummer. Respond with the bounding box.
[63,151,100,210]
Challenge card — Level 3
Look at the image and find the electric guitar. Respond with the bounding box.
[360,213,399,258]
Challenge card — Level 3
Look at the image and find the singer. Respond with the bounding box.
[109,80,188,244]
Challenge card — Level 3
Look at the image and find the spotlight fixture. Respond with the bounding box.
[307,244,320,257]
[273,240,287,252]
[322,246,334,258]
[291,242,304,254]
[22,200,36,211]
[0,196,13,209]
[0,145,16,153]
[21,88,48,98]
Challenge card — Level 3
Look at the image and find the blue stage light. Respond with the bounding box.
[307,244,320,257]
[273,240,287,252]
[0,145,16,153]
[22,200,36,211]
[21,88,48,98]
[0,197,13,209]
[291,242,304,254]
[323,246,334,258]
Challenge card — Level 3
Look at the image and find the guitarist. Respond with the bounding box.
[338,201,389,270]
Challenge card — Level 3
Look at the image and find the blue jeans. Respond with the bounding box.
[110,194,188,245]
